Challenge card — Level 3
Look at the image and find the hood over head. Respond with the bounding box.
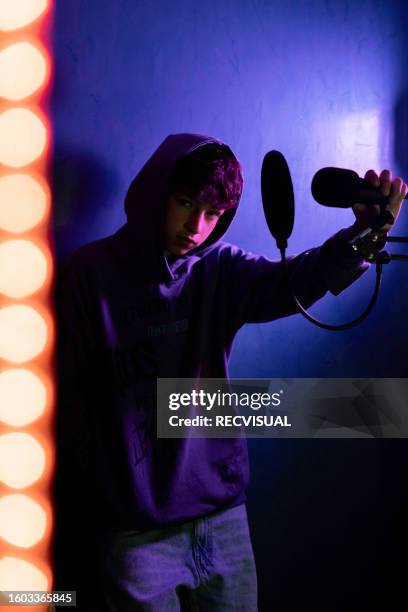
[123,133,242,264]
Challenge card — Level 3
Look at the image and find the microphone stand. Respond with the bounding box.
[351,233,408,263]
[375,236,408,263]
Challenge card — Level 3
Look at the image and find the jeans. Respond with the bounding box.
[97,503,258,611]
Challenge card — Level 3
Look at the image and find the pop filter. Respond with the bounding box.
[261,150,295,250]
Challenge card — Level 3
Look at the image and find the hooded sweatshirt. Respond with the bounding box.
[56,133,369,531]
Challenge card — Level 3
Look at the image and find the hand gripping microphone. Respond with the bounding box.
[311,167,408,208]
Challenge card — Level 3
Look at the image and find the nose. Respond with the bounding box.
[185,211,204,235]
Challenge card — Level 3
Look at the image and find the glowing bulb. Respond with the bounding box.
[0,108,46,167]
[0,432,46,488]
[0,494,47,548]
[0,369,46,426]
[0,174,47,232]
[0,557,48,590]
[0,305,47,363]
[0,42,47,101]
[0,240,47,298]
[0,0,48,31]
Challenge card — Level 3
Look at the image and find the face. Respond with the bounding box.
[164,193,226,255]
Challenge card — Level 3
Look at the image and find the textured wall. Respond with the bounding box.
[52,0,408,378]
[52,1,408,609]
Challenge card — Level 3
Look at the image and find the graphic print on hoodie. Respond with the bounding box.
[56,133,369,531]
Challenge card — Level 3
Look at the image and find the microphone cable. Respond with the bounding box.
[279,243,383,331]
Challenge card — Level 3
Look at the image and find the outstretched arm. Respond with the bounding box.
[224,168,406,330]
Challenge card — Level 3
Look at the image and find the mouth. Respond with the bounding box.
[177,236,197,248]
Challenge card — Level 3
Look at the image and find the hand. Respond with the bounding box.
[352,169,407,235]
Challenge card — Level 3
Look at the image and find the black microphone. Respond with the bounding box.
[311,167,408,208]
[261,150,295,250]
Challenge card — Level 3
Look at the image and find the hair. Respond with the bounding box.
[167,142,243,210]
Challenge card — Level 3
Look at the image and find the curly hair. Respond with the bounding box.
[167,142,243,210]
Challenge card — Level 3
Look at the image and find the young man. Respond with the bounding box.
[55,133,406,611]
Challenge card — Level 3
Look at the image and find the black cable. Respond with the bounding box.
[280,247,383,331]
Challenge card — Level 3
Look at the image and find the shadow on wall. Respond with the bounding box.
[51,145,120,265]
[51,147,119,609]
[394,90,408,173]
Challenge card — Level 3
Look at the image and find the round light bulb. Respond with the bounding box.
[0,305,47,363]
[0,557,48,590]
[0,240,47,298]
[0,108,46,167]
[0,369,46,426]
[0,432,46,488]
[0,42,47,100]
[0,174,47,233]
[0,0,48,31]
[0,494,47,548]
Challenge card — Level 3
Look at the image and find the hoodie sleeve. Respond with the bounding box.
[225,223,370,329]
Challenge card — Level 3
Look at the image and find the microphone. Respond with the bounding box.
[312,167,408,208]
[261,150,295,250]
[260,151,385,330]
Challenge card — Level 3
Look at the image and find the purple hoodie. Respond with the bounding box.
[56,133,368,531]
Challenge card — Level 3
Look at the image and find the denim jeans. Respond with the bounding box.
[97,503,258,611]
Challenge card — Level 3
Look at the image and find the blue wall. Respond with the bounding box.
[52,1,408,609]
[52,0,408,379]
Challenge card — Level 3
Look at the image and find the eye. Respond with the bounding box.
[206,210,221,218]
[178,198,193,209]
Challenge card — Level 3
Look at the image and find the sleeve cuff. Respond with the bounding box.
[318,223,370,296]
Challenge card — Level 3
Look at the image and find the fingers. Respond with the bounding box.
[365,168,407,208]
[372,169,407,201]
[378,173,407,234]
[364,168,405,198]
[364,169,380,187]
[389,176,407,200]
[360,168,407,235]
[388,177,407,215]
[380,169,392,196]
[386,176,407,226]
